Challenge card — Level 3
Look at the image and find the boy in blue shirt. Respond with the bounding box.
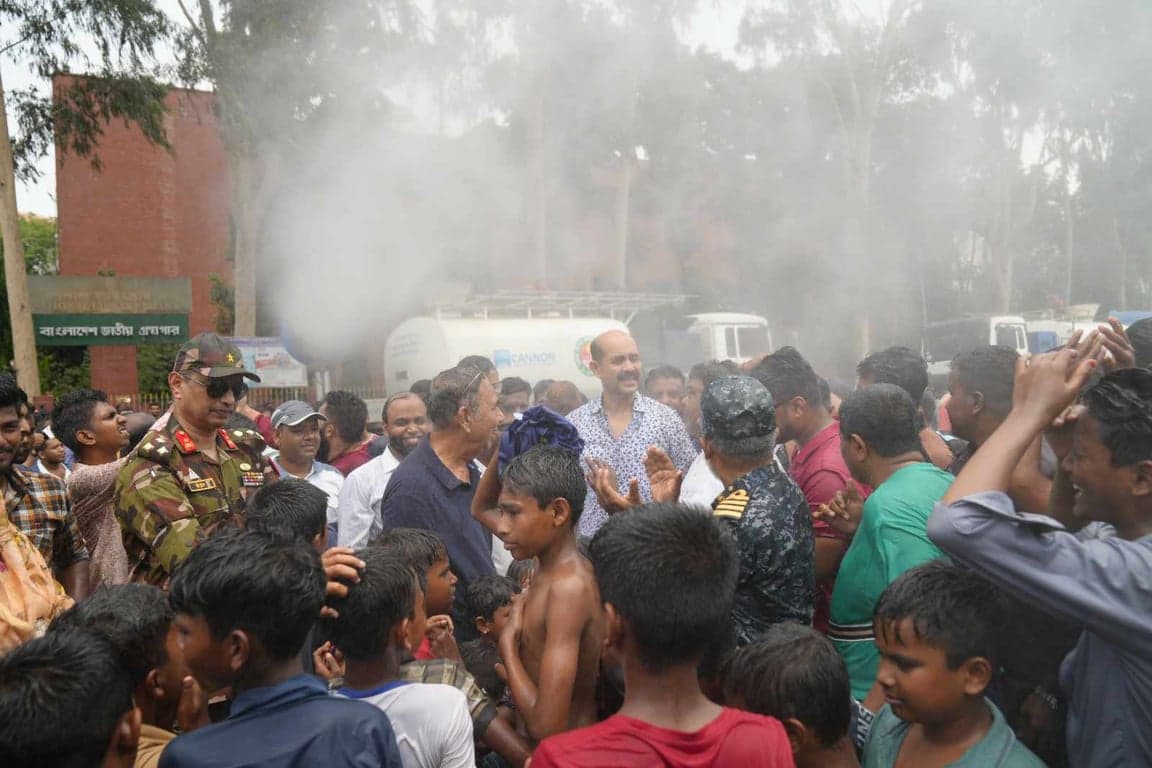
[160,530,402,768]
[864,562,1044,768]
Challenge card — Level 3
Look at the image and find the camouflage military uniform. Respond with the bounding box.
[702,375,816,645]
[114,418,274,586]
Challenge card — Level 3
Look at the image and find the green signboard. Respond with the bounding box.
[33,314,189,346]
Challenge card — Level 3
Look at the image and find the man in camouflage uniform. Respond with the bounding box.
[702,375,815,645]
[115,333,275,586]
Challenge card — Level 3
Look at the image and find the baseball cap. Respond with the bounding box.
[271,400,326,429]
[172,333,260,382]
[701,376,776,441]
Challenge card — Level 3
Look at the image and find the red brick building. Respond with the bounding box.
[54,74,232,395]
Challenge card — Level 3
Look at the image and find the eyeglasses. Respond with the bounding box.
[180,372,248,400]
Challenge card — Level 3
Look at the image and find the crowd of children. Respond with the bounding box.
[2,320,1152,768]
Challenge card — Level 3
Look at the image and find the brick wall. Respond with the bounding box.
[54,75,232,393]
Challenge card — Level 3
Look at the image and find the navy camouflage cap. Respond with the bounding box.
[172,332,261,382]
[702,375,775,440]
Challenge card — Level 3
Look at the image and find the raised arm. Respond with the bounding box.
[943,350,1096,504]
[498,581,591,740]
[472,443,502,534]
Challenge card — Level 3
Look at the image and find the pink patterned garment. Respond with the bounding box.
[67,460,131,588]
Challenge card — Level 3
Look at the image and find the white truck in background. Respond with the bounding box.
[922,314,1030,382]
[382,292,771,397]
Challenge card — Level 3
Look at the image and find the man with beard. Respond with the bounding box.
[0,374,91,599]
[336,392,429,548]
[569,330,696,536]
[269,401,344,545]
[115,333,274,587]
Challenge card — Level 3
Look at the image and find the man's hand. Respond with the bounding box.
[312,641,346,682]
[176,675,210,733]
[498,592,527,659]
[585,458,641,513]
[319,547,364,619]
[813,483,865,536]
[1098,318,1136,371]
[426,615,462,661]
[1015,350,1098,426]
[643,447,684,504]
[1045,403,1086,462]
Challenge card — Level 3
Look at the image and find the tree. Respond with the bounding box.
[0,0,171,395]
[174,0,424,336]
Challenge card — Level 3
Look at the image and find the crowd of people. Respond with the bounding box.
[1,317,1151,768]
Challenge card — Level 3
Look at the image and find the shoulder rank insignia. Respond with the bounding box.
[187,478,219,493]
[218,429,239,451]
[713,488,750,520]
[173,429,198,454]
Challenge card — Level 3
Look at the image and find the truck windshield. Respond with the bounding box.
[737,326,771,358]
[994,323,1026,350]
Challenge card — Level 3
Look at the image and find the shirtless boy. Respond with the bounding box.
[472,445,604,741]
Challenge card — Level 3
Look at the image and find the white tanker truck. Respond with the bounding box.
[382,291,771,397]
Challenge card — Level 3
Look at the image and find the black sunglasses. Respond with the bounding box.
[180,372,249,400]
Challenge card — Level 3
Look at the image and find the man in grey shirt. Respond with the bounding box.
[929,351,1152,768]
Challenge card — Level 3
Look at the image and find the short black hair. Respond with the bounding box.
[49,388,109,454]
[0,373,27,413]
[751,346,822,404]
[49,584,172,688]
[645,365,685,389]
[590,503,737,673]
[428,365,485,429]
[460,638,505,701]
[501,445,586,526]
[500,377,532,397]
[838,383,921,458]
[465,574,521,622]
[724,623,851,747]
[0,629,134,768]
[688,361,734,389]
[1080,367,1152,466]
[320,390,368,443]
[324,549,417,661]
[533,379,554,402]
[458,355,496,374]
[506,557,537,585]
[245,477,327,542]
[950,345,1019,415]
[874,560,1007,669]
[370,527,448,592]
[169,530,325,661]
[1127,318,1152,368]
[857,346,929,404]
[409,379,432,402]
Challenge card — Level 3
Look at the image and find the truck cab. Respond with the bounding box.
[686,313,773,364]
[923,315,1029,381]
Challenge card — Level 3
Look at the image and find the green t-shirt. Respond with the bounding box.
[830,462,953,699]
[863,699,1047,767]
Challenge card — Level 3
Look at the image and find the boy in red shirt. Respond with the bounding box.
[531,503,795,768]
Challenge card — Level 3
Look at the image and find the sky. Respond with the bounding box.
[5,0,753,218]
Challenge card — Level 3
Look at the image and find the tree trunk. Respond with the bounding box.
[230,151,257,337]
[1114,215,1127,310]
[531,93,547,285]
[0,65,41,395]
[615,157,633,290]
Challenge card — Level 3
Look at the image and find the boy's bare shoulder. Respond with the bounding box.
[538,560,600,609]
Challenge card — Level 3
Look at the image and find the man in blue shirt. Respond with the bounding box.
[380,364,503,622]
[160,530,402,768]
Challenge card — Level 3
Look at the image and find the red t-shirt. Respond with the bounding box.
[329,440,373,477]
[531,709,794,768]
[788,422,855,634]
